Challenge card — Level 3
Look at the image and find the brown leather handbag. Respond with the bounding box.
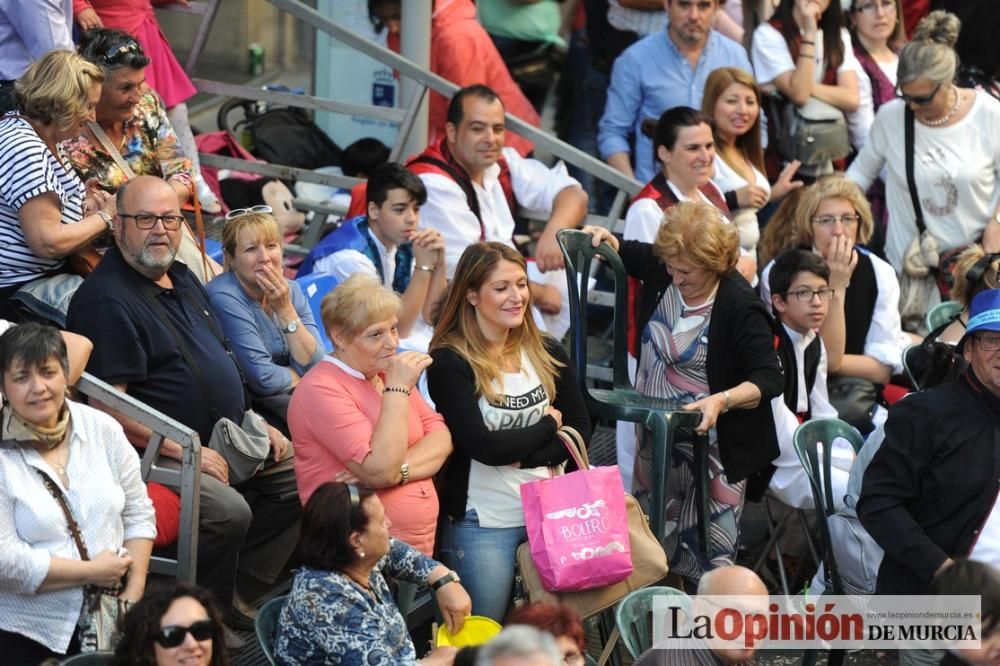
[515,426,669,620]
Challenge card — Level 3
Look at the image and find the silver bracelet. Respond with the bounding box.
[415,264,436,273]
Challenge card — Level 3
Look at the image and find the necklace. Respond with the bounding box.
[922,87,962,127]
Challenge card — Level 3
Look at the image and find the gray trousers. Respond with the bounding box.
[162,458,300,609]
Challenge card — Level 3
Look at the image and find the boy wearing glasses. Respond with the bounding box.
[766,249,852,510]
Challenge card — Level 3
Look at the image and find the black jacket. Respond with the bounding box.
[858,371,1000,594]
[427,338,592,521]
[619,239,784,483]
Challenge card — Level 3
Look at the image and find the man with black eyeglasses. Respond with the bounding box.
[859,288,1000,599]
[65,175,301,646]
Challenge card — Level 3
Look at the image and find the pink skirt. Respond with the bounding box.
[134,16,197,108]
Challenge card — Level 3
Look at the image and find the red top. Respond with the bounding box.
[387,0,540,156]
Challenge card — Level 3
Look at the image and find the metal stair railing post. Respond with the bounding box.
[75,372,201,583]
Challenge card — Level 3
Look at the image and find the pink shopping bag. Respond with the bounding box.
[520,431,633,592]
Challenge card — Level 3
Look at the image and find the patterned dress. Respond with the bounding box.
[58,91,192,197]
[634,284,746,582]
[273,538,438,665]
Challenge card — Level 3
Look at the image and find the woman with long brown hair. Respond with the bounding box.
[427,241,590,622]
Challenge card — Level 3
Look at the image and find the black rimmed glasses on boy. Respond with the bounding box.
[118,213,185,230]
[225,205,273,221]
[154,619,214,648]
[896,83,941,107]
[786,288,835,303]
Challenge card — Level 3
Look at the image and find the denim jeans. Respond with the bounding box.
[438,508,527,622]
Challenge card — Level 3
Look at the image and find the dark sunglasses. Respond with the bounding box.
[101,39,141,64]
[155,619,214,648]
[896,82,941,106]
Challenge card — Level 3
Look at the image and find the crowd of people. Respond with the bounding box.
[1,0,1000,664]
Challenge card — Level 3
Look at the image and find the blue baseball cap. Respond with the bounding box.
[965,289,1000,336]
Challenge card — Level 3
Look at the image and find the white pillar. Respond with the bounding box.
[400,0,432,157]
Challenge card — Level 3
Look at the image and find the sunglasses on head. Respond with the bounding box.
[102,40,141,64]
[896,83,941,106]
[225,205,272,221]
[155,619,214,648]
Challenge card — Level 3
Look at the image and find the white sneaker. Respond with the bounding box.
[195,176,222,214]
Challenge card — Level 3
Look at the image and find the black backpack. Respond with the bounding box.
[249,107,342,170]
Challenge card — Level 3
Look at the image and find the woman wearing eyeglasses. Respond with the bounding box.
[207,207,324,433]
[760,175,906,434]
[274,482,470,665]
[847,11,1000,319]
[845,0,904,152]
[0,51,116,323]
[61,28,221,284]
[113,583,227,666]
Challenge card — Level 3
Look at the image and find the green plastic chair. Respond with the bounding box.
[925,300,963,333]
[614,586,692,659]
[557,229,708,550]
[255,594,288,665]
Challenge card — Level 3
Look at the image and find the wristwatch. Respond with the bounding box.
[282,320,299,334]
[431,570,461,591]
[97,210,114,232]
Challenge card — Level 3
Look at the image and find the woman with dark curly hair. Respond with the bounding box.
[113,582,227,666]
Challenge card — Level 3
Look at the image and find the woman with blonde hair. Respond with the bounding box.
[760,175,905,433]
[428,241,590,621]
[206,207,324,431]
[583,202,782,584]
[0,50,115,322]
[702,67,802,257]
[847,11,1000,303]
[288,273,451,556]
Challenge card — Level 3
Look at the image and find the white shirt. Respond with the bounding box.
[623,179,729,245]
[417,147,580,278]
[848,56,897,151]
[712,155,771,253]
[969,493,1000,567]
[0,401,156,652]
[752,25,860,87]
[466,354,560,528]
[846,92,1000,273]
[313,227,395,288]
[606,1,667,36]
[768,324,849,510]
[760,249,905,374]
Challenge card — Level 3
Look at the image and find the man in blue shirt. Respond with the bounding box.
[0,0,73,112]
[598,0,752,184]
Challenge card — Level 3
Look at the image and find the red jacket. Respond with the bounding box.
[387,0,540,156]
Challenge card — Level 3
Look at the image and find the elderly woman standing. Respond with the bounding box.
[275,482,470,665]
[847,11,1000,306]
[0,51,115,321]
[207,208,324,431]
[0,323,155,662]
[584,202,782,584]
[287,274,451,556]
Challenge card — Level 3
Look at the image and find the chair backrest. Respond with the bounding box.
[204,238,225,265]
[256,594,288,665]
[614,586,691,659]
[294,273,339,352]
[75,373,201,583]
[901,343,923,391]
[60,651,115,665]
[556,228,632,394]
[792,418,865,595]
[926,300,963,332]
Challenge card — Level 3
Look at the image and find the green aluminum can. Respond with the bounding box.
[248,43,264,77]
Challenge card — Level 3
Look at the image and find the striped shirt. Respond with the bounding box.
[0,113,85,288]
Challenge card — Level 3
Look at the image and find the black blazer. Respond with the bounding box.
[858,371,1000,594]
[618,239,783,483]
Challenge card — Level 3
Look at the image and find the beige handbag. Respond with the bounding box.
[515,426,669,619]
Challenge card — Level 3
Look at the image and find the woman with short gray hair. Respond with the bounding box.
[847,10,1000,317]
[475,626,562,666]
